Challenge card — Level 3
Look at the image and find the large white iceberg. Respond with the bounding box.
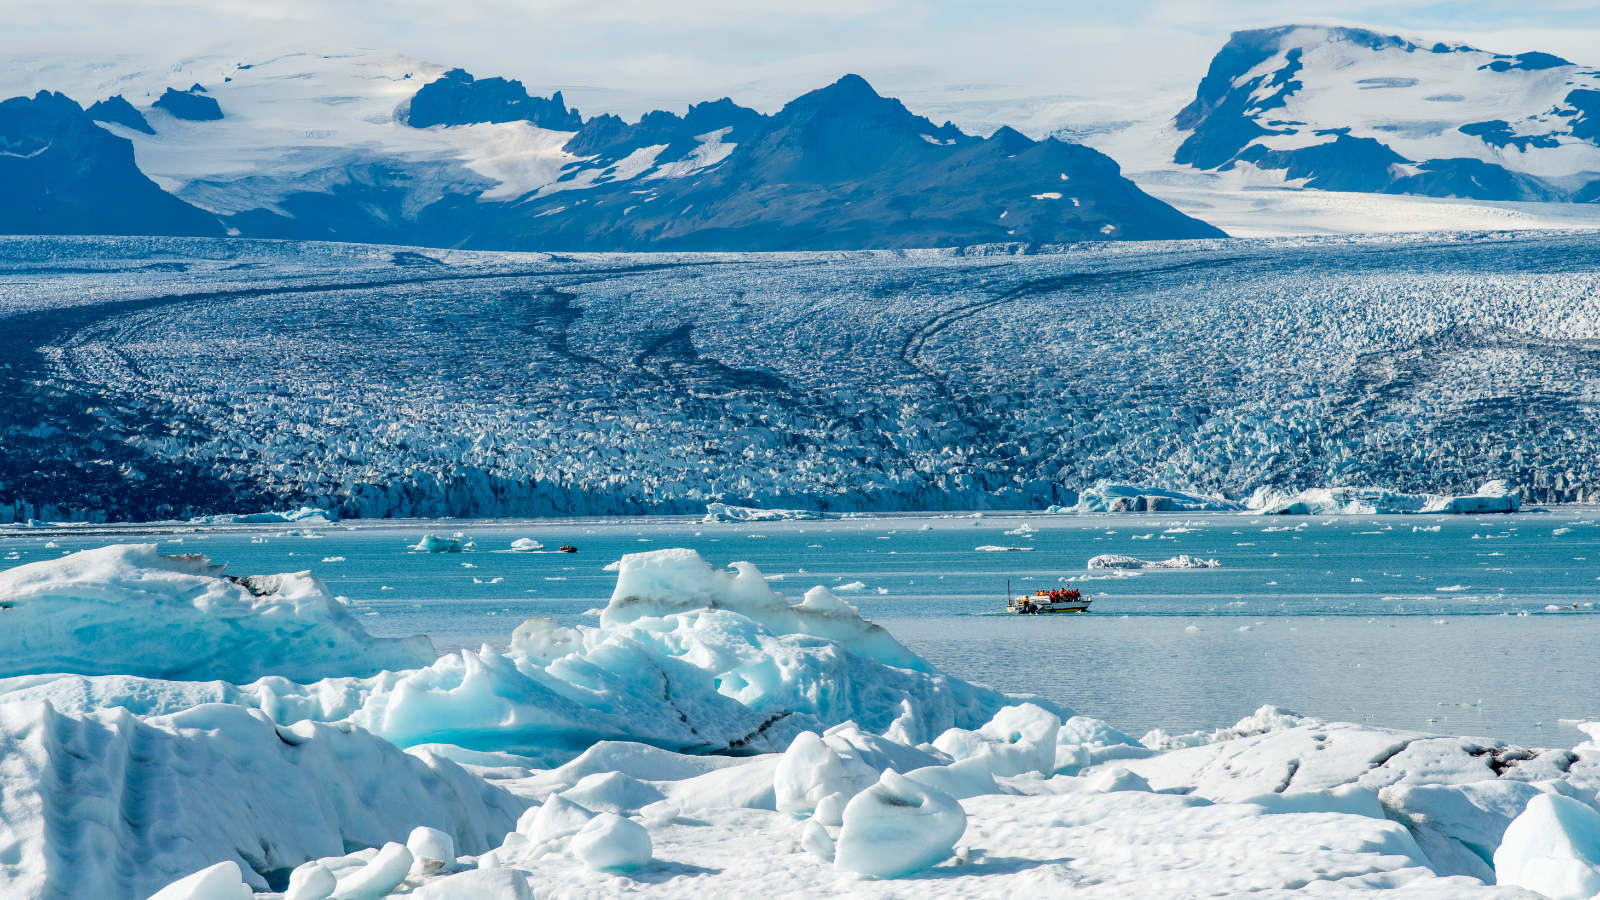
[189,506,337,525]
[1065,482,1244,513]
[1086,554,1221,570]
[0,545,435,683]
[1248,481,1520,515]
[702,503,819,523]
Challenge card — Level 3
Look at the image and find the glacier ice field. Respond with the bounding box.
[3,230,1600,523]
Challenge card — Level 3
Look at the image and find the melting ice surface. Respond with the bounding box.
[4,511,1600,748]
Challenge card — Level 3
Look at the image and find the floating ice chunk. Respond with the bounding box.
[147,861,252,900]
[834,771,966,878]
[1086,766,1152,792]
[903,755,999,799]
[559,771,666,815]
[191,506,336,525]
[974,545,1032,552]
[703,502,818,522]
[0,545,434,682]
[1073,482,1243,513]
[406,826,455,867]
[509,538,544,551]
[410,869,533,900]
[1494,793,1600,899]
[1237,784,1383,818]
[330,841,412,899]
[775,731,877,816]
[801,818,835,861]
[285,862,337,900]
[413,534,464,552]
[1087,554,1220,569]
[833,581,867,592]
[570,813,652,872]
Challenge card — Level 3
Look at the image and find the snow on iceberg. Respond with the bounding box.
[702,503,819,523]
[1087,554,1220,570]
[0,544,435,683]
[0,699,524,899]
[1067,482,1243,514]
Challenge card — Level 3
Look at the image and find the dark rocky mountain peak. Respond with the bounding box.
[0,91,222,236]
[405,68,582,130]
[86,95,155,135]
[153,86,222,121]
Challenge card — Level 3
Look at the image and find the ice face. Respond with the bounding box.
[0,544,435,683]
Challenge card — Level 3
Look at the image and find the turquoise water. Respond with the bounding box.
[6,511,1599,747]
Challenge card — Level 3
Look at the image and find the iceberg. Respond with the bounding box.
[702,503,819,523]
[1086,554,1221,570]
[508,538,543,552]
[1249,481,1520,515]
[1069,482,1244,514]
[190,506,337,525]
[0,544,435,683]
[412,534,466,552]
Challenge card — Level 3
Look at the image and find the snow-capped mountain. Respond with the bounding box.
[0,49,1222,248]
[1174,26,1600,202]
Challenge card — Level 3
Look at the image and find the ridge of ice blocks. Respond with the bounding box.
[1086,554,1221,570]
[702,503,819,523]
[0,545,435,682]
[1494,793,1600,899]
[834,770,967,878]
[1248,482,1521,516]
[0,700,524,899]
[1067,482,1245,513]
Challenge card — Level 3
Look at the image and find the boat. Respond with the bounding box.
[557,545,578,553]
[1007,585,1091,614]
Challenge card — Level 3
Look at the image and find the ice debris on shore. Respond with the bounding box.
[0,544,435,682]
[1087,553,1221,570]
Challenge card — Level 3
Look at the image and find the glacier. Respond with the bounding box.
[4,231,1600,524]
[3,546,1600,898]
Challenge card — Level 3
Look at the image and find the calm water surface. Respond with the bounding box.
[6,511,1598,748]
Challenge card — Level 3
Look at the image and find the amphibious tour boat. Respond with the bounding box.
[1007,585,1092,614]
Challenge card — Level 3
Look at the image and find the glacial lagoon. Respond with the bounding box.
[6,511,1597,748]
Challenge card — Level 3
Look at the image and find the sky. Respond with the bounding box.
[5,0,1600,122]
